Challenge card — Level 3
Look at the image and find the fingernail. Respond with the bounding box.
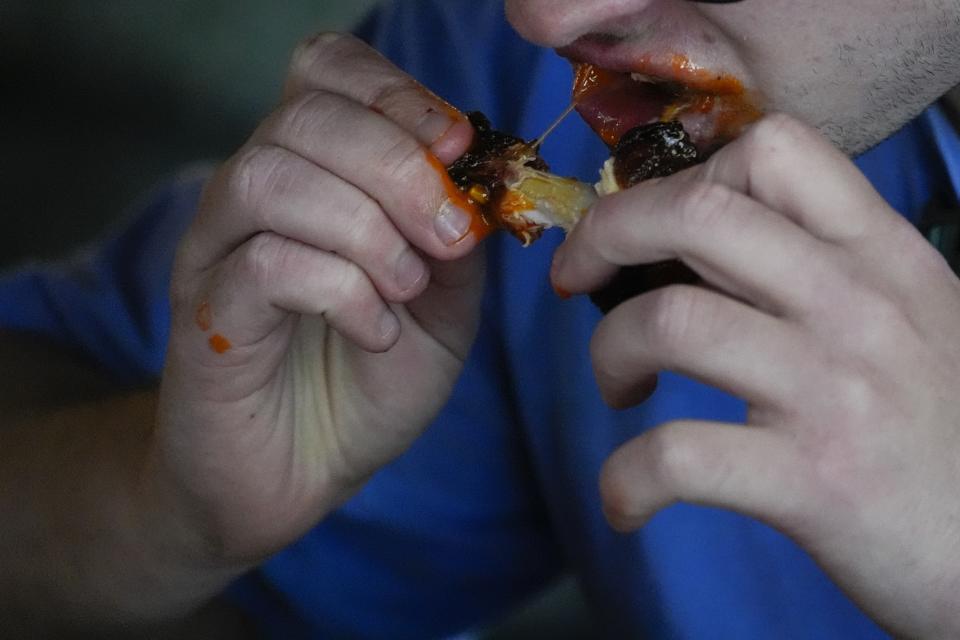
[435,200,472,245]
[378,309,400,342]
[416,108,454,145]
[394,248,427,293]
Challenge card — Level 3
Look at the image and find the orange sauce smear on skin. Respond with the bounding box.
[662,54,763,144]
[572,55,763,147]
[195,301,212,332]
[209,334,232,354]
[553,284,572,300]
[424,150,495,242]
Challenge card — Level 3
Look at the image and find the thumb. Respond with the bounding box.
[403,249,486,362]
[599,421,815,533]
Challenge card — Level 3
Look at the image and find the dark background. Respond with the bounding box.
[1,0,378,267]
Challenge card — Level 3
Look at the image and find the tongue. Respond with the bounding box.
[574,73,674,147]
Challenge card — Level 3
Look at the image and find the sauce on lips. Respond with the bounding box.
[570,55,763,313]
[572,54,762,151]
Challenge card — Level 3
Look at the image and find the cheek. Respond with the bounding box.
[703,0,929,152]
[778,4,954,152]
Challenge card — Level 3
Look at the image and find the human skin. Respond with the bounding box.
[513,0,960,637]
[0,33,486,632]
[507,0,960,155]
[3,0,960,635]
[156,33,484,565]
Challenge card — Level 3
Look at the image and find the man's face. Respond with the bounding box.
[505,0,960,155]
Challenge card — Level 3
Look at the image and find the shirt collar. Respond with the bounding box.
[922,104,960,203]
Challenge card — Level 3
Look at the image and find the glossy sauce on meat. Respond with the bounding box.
[590,121,703,313]
[446,112,549,232]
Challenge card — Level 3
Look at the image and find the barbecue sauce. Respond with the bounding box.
[446,112,550,236]
[590,121,703,313]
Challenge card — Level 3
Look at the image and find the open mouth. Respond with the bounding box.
[569,54,762,154]
[442,53,762,253]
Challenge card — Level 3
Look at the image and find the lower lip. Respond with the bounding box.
[573,65,675,145]
[570,57,762,152]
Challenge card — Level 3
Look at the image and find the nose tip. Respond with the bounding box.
[503,0,604,47]
[505,0,580,47]
[505,0,653,47]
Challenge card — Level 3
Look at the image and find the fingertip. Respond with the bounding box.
[549,243,574,295]
[638,374,659,401]
[602,503,646,534]
[429,116,475,165]
[550,242,566,275]
[601,374,659,409]
[371,308,401,352]
[598,458,647,533]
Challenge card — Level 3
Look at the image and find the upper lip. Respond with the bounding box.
[558,28,764,154]
[557,33,755,95]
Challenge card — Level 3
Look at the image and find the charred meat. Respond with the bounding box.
[447,112,597,246]
[591,121,703,312]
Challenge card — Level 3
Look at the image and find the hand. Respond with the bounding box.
[551,114,960,638]
[151,33,484,565]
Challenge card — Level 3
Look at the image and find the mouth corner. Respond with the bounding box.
[560,48,763,153]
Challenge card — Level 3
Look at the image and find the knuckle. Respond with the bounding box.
[575,196,608,245]
[380,134,427,183]
[227,144,292,218]
[239,233,286,291]
[642,286,701,355]
[894,224,953,280]
[747,113,811,151]
[674,181,736,234]
[375,137,433,217]
[647,425,694,493]
[738,113,812,177]
[274,91,341,142]
[808,351,886,442]
[831,371,877,424]
[367,76,422,113]
[806,424,866,502]
[847,289,911,355]
[580,197,629,266]
[289,31,359,77]
[328,259,368,303]
[338,197,383,253]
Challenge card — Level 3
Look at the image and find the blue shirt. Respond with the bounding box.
[2,1,958,637]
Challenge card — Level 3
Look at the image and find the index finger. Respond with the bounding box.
[284,32,472,164]
[694,113,903,245]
